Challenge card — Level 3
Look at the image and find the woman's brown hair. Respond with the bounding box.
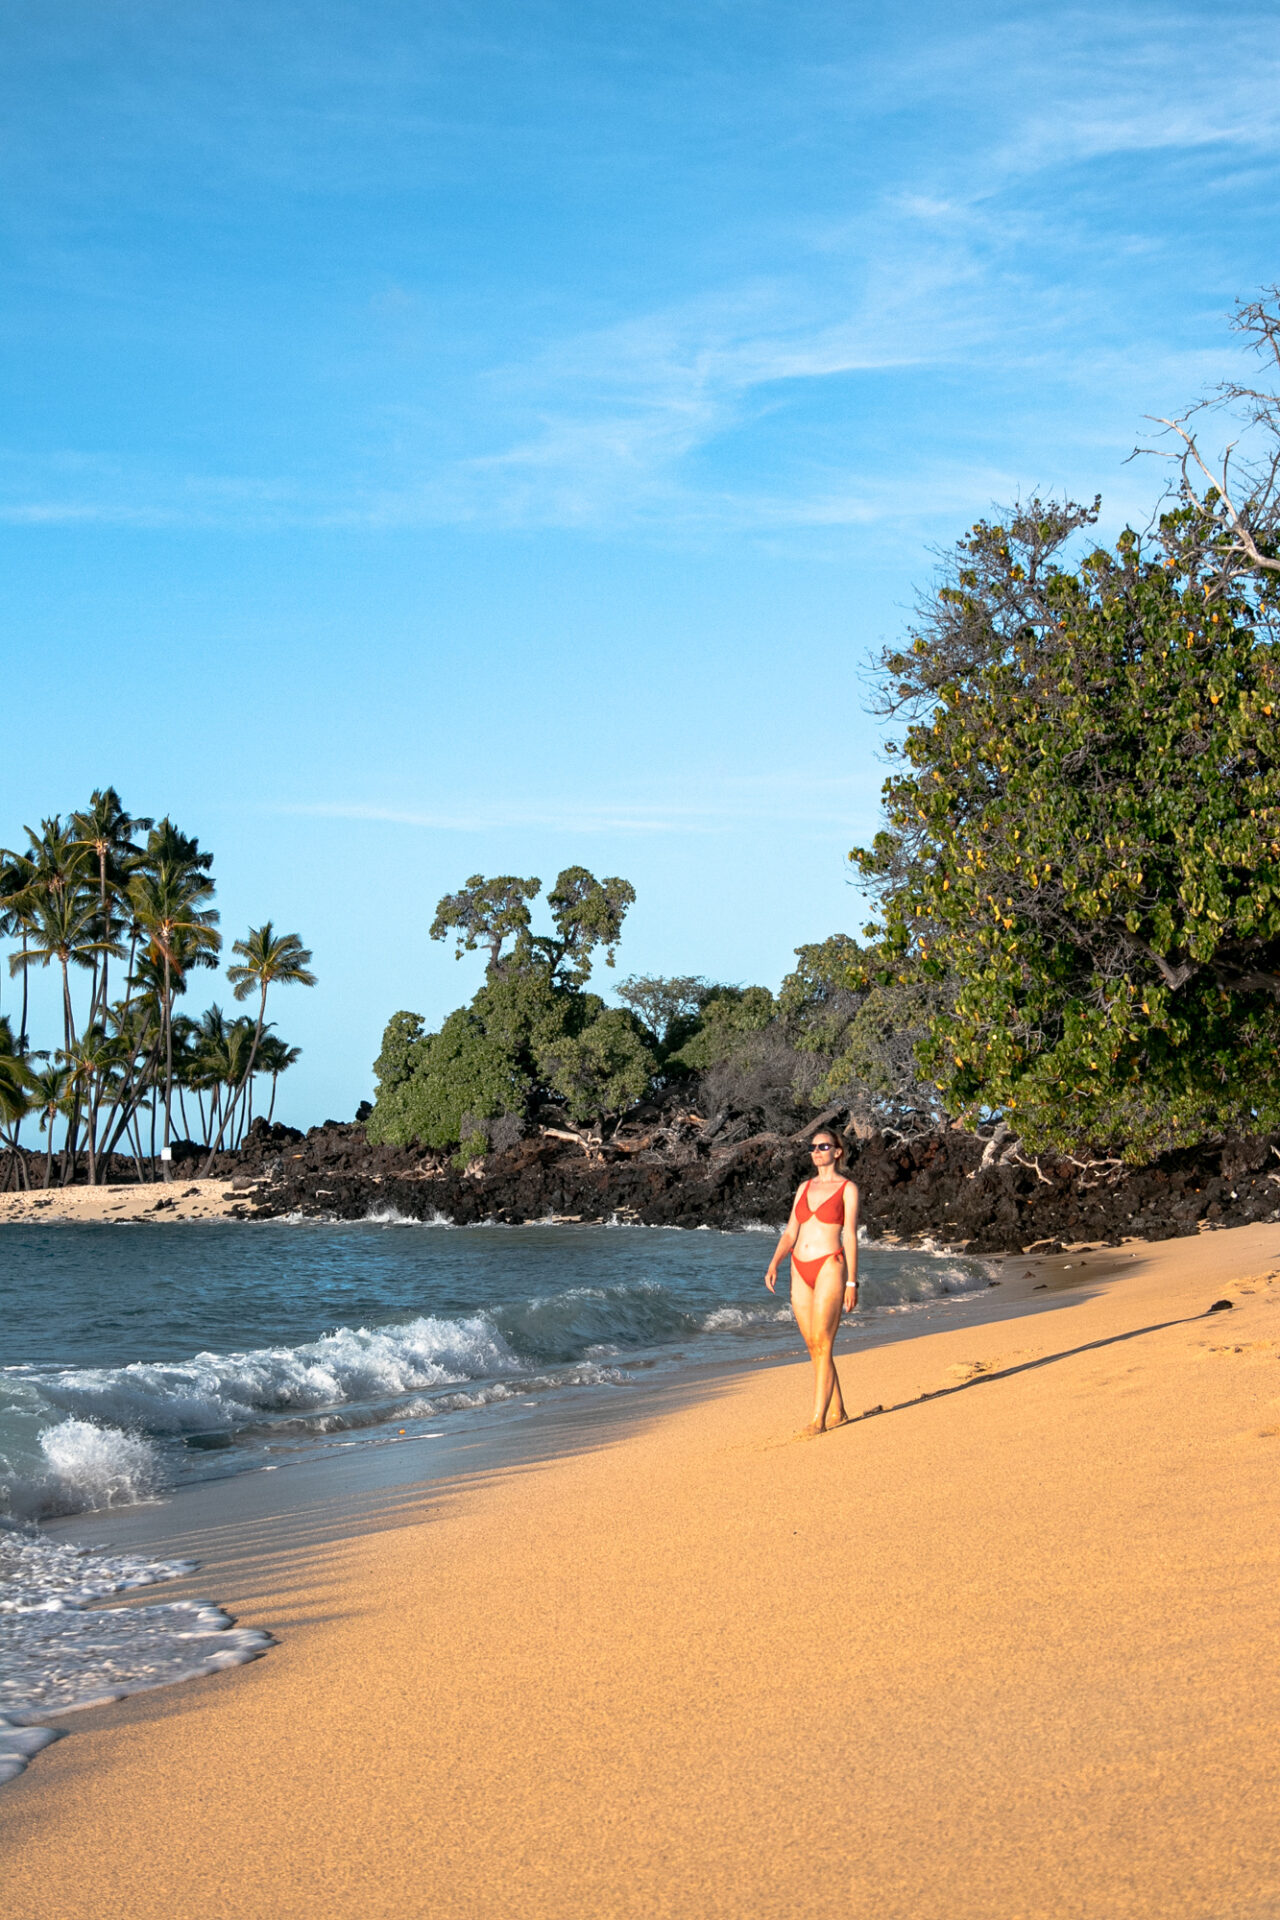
[808,1126,847,1169]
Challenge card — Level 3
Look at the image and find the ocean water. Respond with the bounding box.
[0,1218,991,1779]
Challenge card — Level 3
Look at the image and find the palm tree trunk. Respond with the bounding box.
[18,931,29,1049]
[201,984,269,1172]
[267,1074,279,1125]
[95,849,110,1029]
[78,1078,97,1186]
[128,1109,147,1184]
[98,1007,157,1172]
[61,1095,79,1186]
[59,954,80,1180]
[87,1077,107,1185]
[161,953,174,1181]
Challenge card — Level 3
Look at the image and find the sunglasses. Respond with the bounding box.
[811,1142,837,1153]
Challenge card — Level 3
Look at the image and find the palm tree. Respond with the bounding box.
[203,925,314,1166]
[61,1025,128,1186]
[94,968,163,1179]
[130,822,220,1178]
[0,1015,35,1191]
[168,1012,199,1143]
[8,888,119,1056]
[256,1031,301,1126]
[9,884,123,1182]
[201,1016,256,1154]
[70,789,149,1032]
[29,1064,72,1190]
[188,1003,229,1146]
[0,848,37,1048]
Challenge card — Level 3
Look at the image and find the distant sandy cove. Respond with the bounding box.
[4,1222,1280,1919]
[0,1179,250,1223]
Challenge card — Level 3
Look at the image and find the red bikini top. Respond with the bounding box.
[795,1179,847,1225]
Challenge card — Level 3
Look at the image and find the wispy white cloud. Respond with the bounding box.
[4,6,1278,539]
[274,768,885,838]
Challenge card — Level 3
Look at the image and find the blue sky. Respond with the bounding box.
[3,1,1279,1125]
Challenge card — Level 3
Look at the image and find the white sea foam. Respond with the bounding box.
[39,1418,160,1507]
[0,1525,272,1784]
[701,1306,792,1330]
[363,1206,455,1227]
[0,1419,165,1523]
[36,1314,520,1437]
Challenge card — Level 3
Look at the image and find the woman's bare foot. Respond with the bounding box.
[795,1419,825,1440]
[825,1410,850,1431]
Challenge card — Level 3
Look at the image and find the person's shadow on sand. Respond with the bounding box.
[842,1302,1231,1428]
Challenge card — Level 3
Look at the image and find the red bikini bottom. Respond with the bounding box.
[792,1249,844,1289]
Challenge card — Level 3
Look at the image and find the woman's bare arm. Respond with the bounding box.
[764,1192,803,1293]
[841,1181,860,1309]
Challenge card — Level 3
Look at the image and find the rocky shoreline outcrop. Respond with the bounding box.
[203,1116,1280,1253]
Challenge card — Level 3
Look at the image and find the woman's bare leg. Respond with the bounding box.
[790,1262,847,1433]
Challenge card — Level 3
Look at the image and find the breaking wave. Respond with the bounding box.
[1,1249,993,1524]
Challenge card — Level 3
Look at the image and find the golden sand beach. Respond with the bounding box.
[0,1179,251,1225]
[4,1223,1280,1919]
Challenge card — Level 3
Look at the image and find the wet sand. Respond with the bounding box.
[4,1224,1280,1918]
[0,1178,251,1223]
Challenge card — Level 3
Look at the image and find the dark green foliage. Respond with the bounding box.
[429,875,541,970]
[371,1011,425,1098]
[667,986,775,1072]
[614,974,713,1061]
[370,866,648,1147]
[779,936,945,1130]
[852,496,1280,1157]
[536,1006,656,1127]
[542,868,636,987]
[430,867,636,989]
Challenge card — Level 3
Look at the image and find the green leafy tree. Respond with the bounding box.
[430,875,542,970]
[778,936,946,1133]
[541,867,636,987]
[371,866,639,1149]
[537,1007,656,1131]
[372,1012,426,1100]
[667,986,776,1073]
[853,496,1280,1157]
[615,974,713,1062]
[431,867,636,988]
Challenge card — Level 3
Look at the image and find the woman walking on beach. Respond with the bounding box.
[765,1129,859,1436]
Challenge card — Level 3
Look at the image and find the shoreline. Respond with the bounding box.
[9,1114,1280,1248]
[5,1226,1280,1916]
